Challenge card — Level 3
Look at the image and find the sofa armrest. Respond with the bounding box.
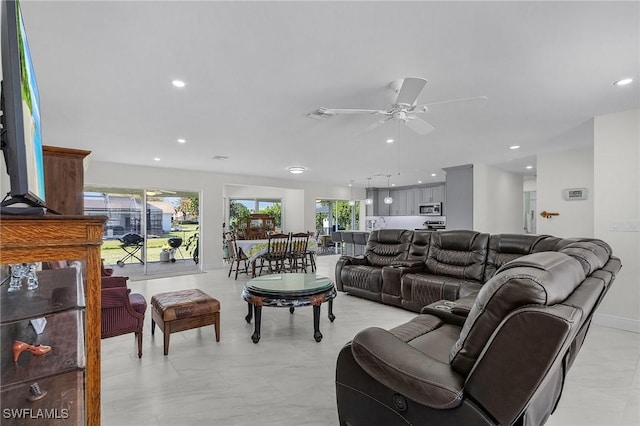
[351,327,464,409]
[381,264,425,299]
[335,255,369,291]
[390,260,425,268]
[101,276,130,290]
[450,294,476,316]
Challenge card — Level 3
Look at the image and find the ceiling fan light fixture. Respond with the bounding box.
[289,166,305,174]
[614,78,633,86]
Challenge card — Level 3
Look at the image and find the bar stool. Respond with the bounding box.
[331,231,343,254]
[353,232,369,256]
[342,232,355,256]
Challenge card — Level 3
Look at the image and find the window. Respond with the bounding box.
[229,198,281,232]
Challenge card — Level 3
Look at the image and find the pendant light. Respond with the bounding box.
[383,175,393,204]
[365,177,373,205]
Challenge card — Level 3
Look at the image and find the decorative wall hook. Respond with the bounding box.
[540,211,559,219]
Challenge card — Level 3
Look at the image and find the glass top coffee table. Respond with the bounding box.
[241,273,337,343]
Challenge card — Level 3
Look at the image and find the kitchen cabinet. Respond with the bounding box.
[370,184,445,216]
[0,215,106,426]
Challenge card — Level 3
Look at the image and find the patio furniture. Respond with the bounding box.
[116,233,144,267]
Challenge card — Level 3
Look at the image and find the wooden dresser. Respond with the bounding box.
[0,215,105,425]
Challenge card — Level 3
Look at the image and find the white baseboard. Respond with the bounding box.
[593,312,640,333]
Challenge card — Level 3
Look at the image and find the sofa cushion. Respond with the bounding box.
[425,230,489,282]
[365,229,413,267]
[449,251,586,376]
[407,230,432,262]
[559,240,611,276]
[483,234,550,282]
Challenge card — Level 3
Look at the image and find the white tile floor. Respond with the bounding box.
[101,255,640,425]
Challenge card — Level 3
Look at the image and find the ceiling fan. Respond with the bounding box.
[308,77,487,135]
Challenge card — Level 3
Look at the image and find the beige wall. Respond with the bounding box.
[594,108,640,331]
[473,163,524,234]
[537,146,595,238]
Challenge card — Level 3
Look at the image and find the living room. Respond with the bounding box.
[0,1,638,425]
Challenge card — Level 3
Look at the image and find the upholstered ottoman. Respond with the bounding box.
[150,289,220,355]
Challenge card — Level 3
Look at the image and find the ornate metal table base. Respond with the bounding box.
[242,274,336,343]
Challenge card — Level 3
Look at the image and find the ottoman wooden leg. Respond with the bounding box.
[214,312,220,342]
[163,322,171,356]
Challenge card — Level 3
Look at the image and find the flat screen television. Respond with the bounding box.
[0,0,46,214]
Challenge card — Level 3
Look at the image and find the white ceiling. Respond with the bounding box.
[20,1,640,189]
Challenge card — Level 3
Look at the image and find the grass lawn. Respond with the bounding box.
[101,224,198,265]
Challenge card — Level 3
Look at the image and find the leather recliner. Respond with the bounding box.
[336,242,621,426]
[400,230,489,312]
[335,229,413,303]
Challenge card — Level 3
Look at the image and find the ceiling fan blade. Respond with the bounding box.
[416,95,488,110]
[320,107,387,115]
[364,116,392,132]
[395,78,427,106]
[404,116,435,135]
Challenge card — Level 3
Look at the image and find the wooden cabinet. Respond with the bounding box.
[238,214,276,239]
[0,215,105,426]
[43,146,91,215]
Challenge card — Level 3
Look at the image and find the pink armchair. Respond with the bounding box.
[101,276,147,358]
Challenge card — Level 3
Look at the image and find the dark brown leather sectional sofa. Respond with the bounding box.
[335,229,621,425]
[335,229,601,312]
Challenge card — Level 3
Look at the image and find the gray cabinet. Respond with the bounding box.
[371,184,445,216]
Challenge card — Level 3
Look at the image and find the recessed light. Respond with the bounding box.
[154,157,160,161]
[510,145,520,150]
[212,155,229,160]
[386,138,394,144]
[614,78,633,86]
[171,79,186,88]
[418,180,422,184]
[431,173,436,177]
[289,166,305,174]
[526,165,533,169]
[177,138,186,144]
[391,183,396,187]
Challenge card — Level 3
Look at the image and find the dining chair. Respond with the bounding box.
[288,232,310,272]
[226,233,249,280]
[256,232,290,275]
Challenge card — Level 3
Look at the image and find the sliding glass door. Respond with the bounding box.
[315,199,360,235]
[84,186,200,277]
